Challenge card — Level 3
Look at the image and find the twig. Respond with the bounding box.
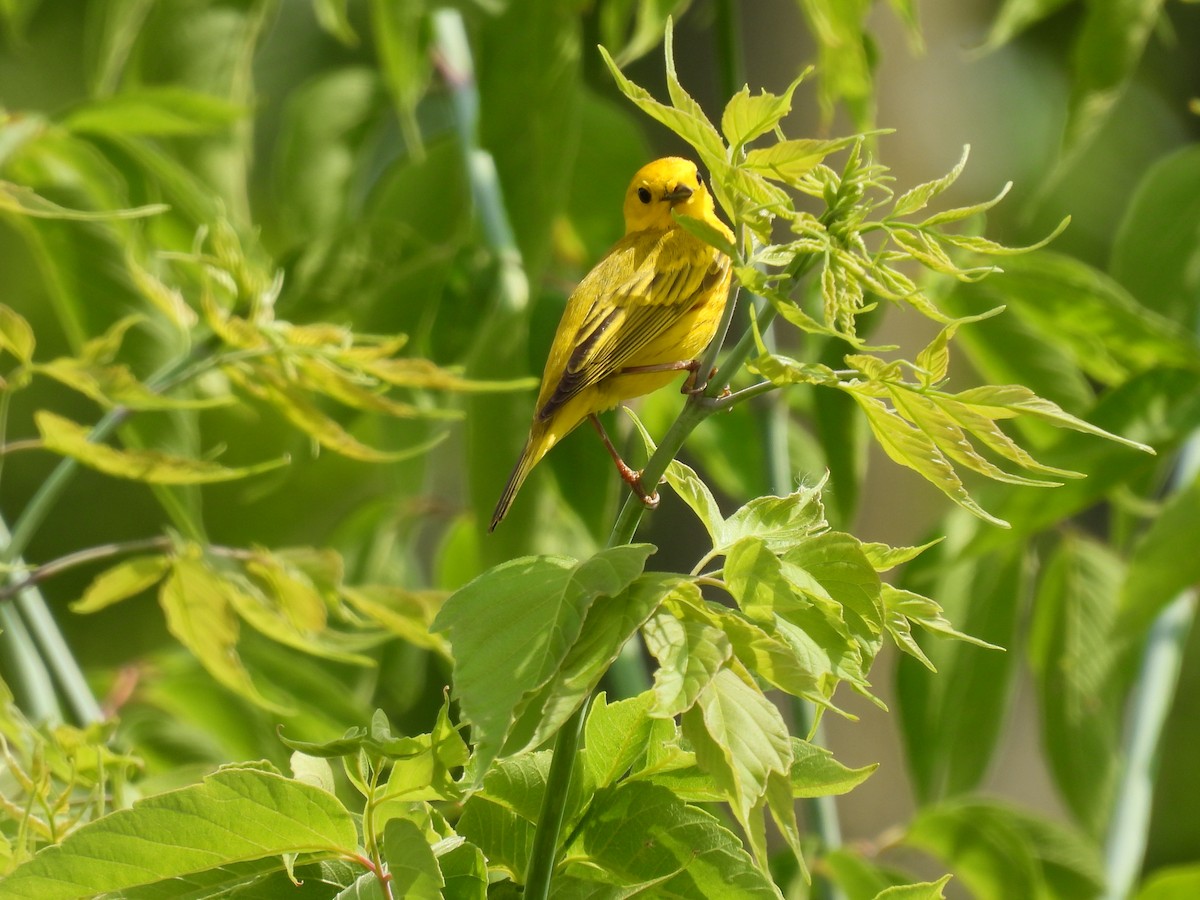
[0,537,173,602]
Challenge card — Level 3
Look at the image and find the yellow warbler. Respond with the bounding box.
[489,157,734,531]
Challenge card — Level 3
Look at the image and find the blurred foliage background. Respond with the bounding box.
[1,0,1199,896]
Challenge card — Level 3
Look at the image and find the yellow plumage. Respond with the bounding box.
[489,157,734,531]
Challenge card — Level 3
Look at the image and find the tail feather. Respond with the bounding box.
[487,422,561,528]
[489,444,537,535]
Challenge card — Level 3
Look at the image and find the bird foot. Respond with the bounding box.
[682,365,720,396]
[632,474,660,509]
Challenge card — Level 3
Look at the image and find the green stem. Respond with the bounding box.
[0,347,209,723]
[524,696,591,899]
[0,603,61,723]
[1102,439,1200,898]
[713,0,744,104]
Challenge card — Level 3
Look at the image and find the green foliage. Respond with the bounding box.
[0,1,1196,898]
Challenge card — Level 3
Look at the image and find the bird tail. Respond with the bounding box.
[489,431,547,532]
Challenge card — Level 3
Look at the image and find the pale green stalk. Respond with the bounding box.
[1102,436,1199,898]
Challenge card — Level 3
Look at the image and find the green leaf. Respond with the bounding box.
[370,0,429,161]
[1064,0,1166,158]
[597,42,725,165]
[897,534,1025,802]
[982,0,1074,51]
[597,0,690,67]
[1029,536,1123,835]
[1111,145,1200,328]
[883,584,1000,669]
[224,364,441,463]
[956,384,1153,452]
[873,876,953,900]
[438,840,488,900]
[861,539,941,572]
[456,765,540,884]
[36,411,287,484]
[277,726,369,759]
[0,765,357,899]
[722,536,874,702]
[681,668,792,825]
[968,369,1200,553]
[848,392,1009,527]
[340,585,448,654]
[721,478,828,554]
[790,738,877,798]
[715,607,830,706]
[505,570,672,756]
[672,212,738,259]
[720,73,806,149]
[905,799,1105,900]
[0,304,35,363]
[891,145,971,219]
[971,252,1199,385]
[1135,865,1200,900]
[62,87,245,136]
[793,0,875,126]
[643,608,732,718]
[380,818,443,899]
[662,457,726,548]
[160,556,286,714]
[584,692,656,789]
[1119,470,1200,635]
[743,137,859,183]
[313,0,358,44]
[562,781,778,897]
[227,558,375,667]
[431,544,654,778]
[0,180,167,220]
[71,555,171,614]
[36,358,228,411]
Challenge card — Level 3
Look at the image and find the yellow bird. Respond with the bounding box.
[489,157,734,531]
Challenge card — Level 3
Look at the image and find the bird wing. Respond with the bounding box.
[535,232,726,421]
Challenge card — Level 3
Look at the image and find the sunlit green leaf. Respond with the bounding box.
[0,765,357,899]
[720,73,806,149]
[0,181,166,220]
[643,609,732,718]
[891,146,970,220]
[563,780,779,897]
[432,544,654,778]
[743,137,851,183]
[62,87,246,136]
[872,876,953,900]
[37,411,287,484]
[380,818,443,899]
[160,557,286,713]
[506,570,674,755]
[1065,0,1165,158]
[1119,469,1200,635]
[682,668,792,825]
[848,392,1008,527]
[71,555,171,614]
[312,0,358,44]
[0,304,35,363]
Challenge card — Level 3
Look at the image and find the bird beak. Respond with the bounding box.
[663,184,694,203]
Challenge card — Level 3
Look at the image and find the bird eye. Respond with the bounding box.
[637,187,652,204]
[696,173,703,187]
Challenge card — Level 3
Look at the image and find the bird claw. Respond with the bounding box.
[682,365,721,396]
[632,474,660,509]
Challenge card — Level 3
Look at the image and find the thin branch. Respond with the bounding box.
[0,438,44,455]
[0,537,173,603]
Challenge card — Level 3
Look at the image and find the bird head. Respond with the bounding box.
[621,157,717,234]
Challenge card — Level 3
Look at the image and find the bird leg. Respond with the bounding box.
[617,359,722,395]
[588,414,659,508]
